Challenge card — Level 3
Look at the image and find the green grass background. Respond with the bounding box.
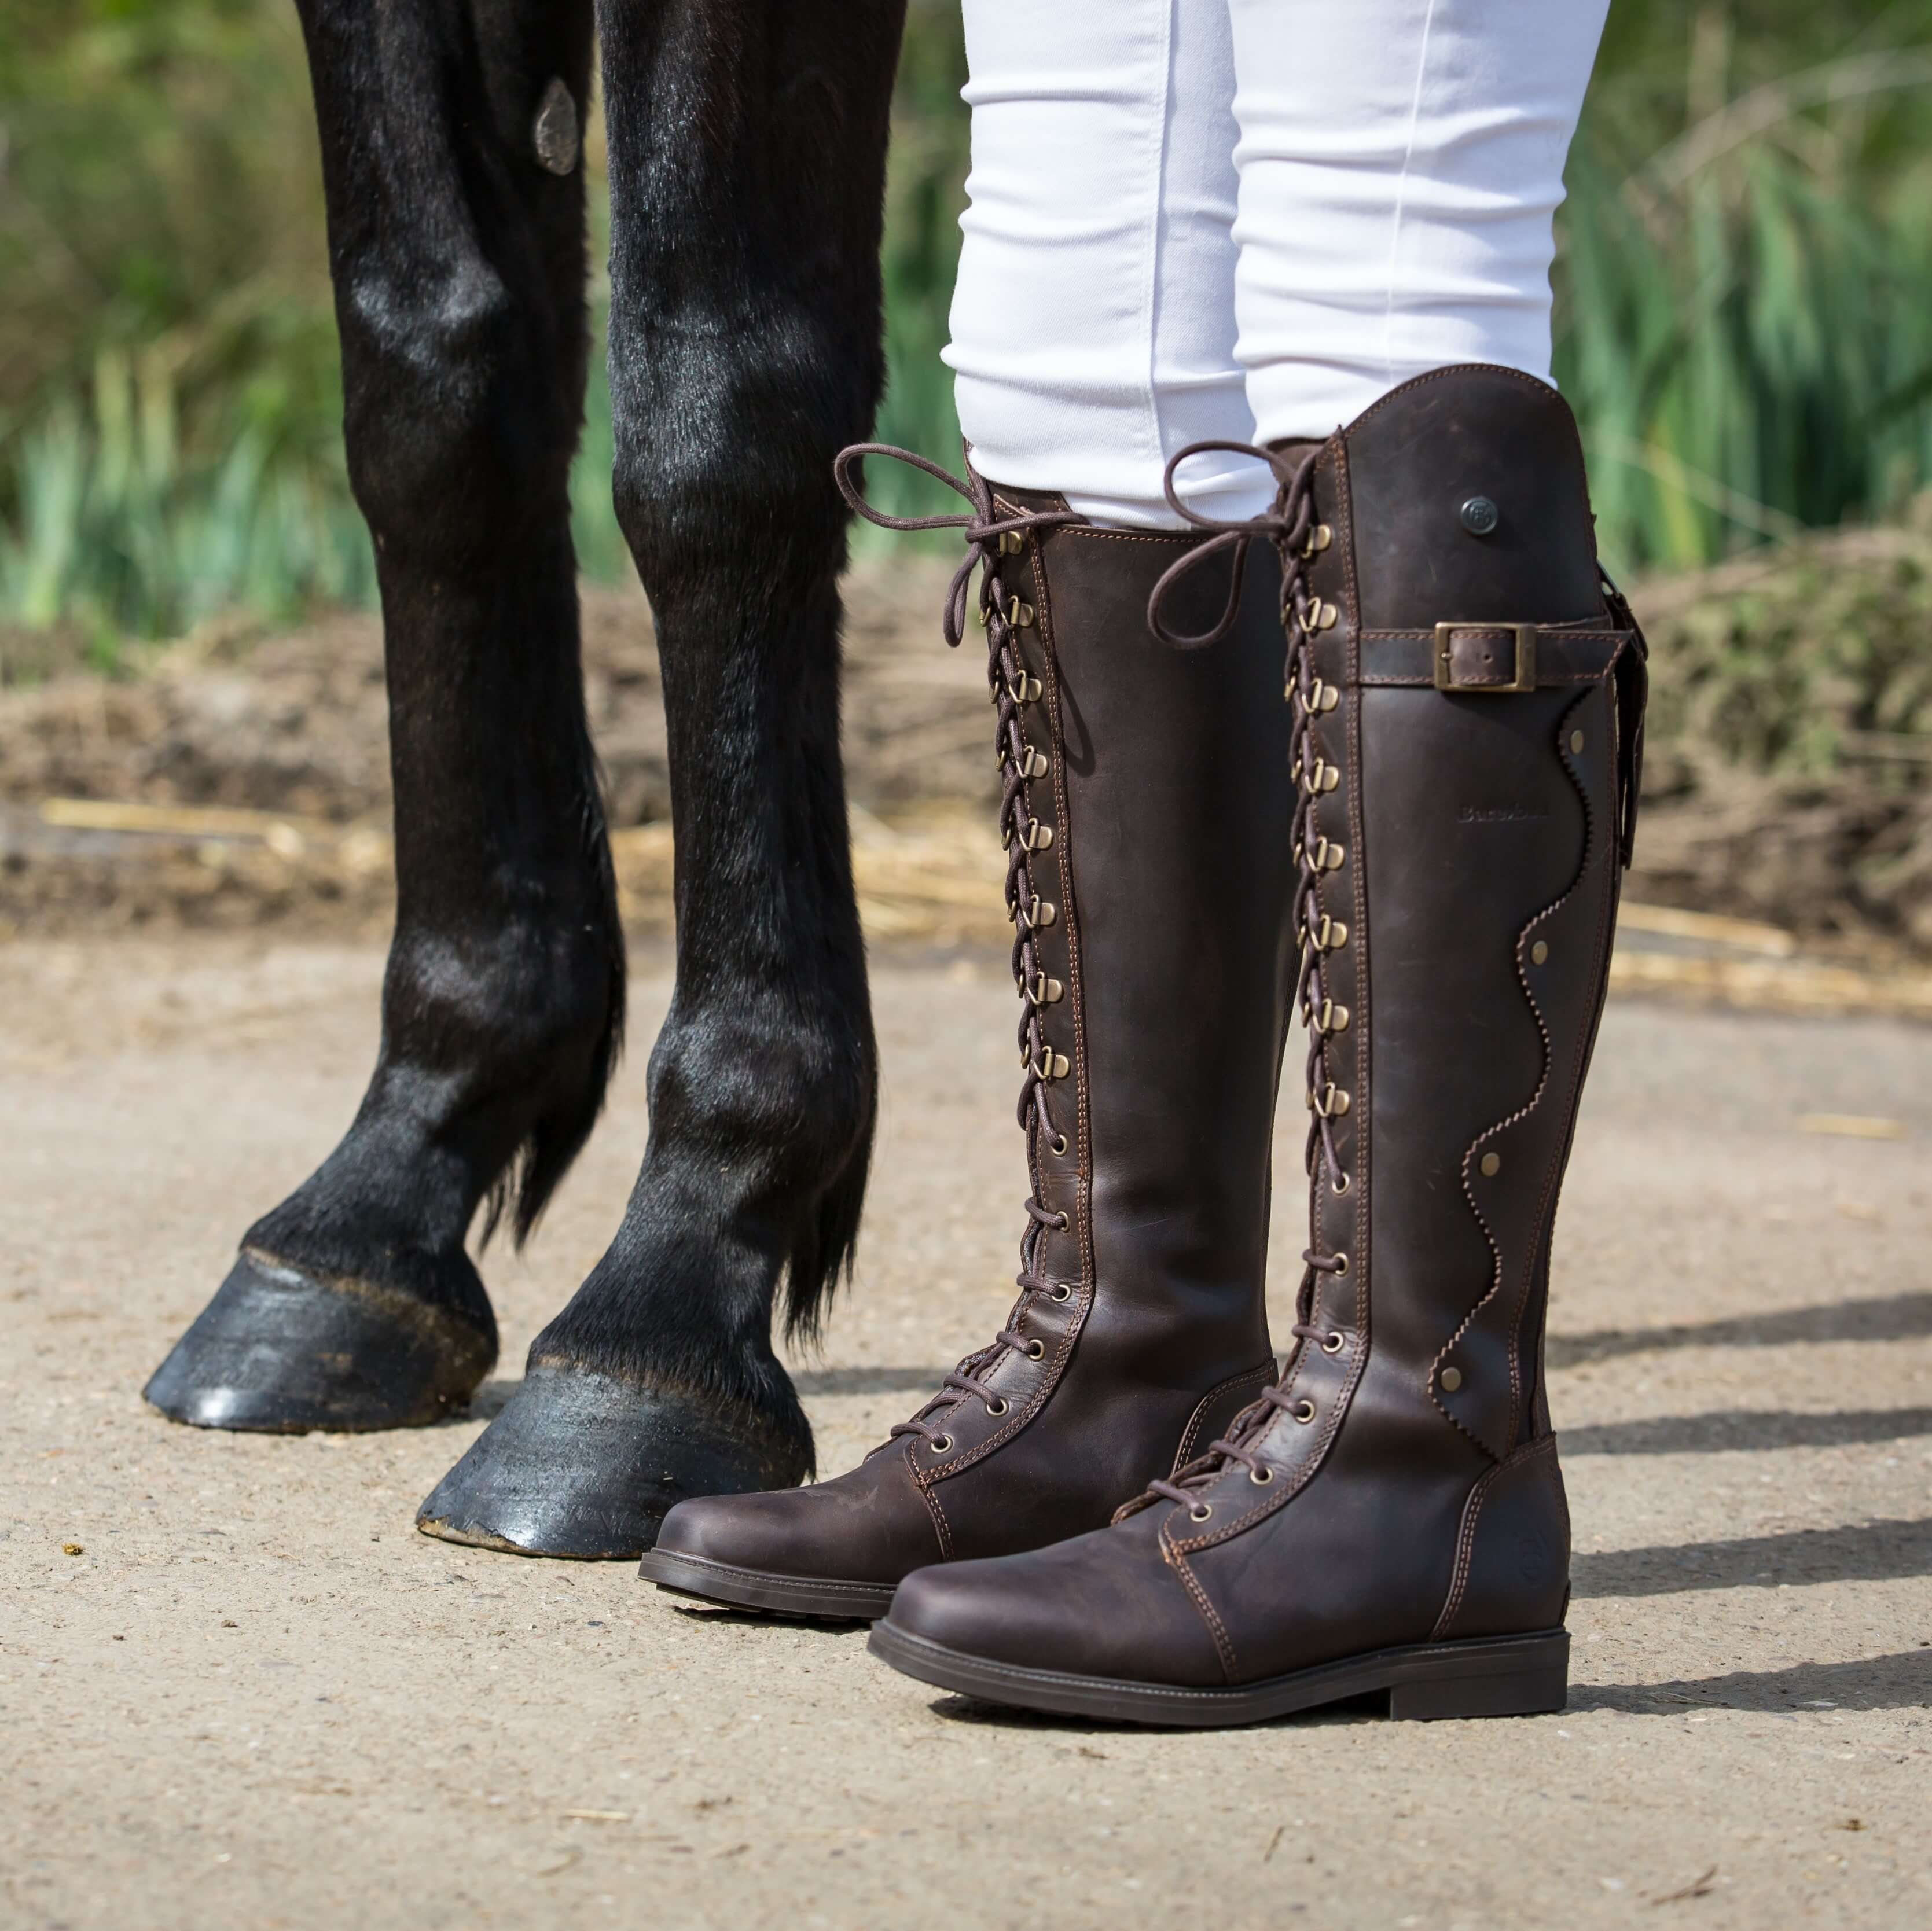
[8,1,1932,649]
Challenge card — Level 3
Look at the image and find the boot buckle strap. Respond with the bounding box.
[1433,622,1537,694]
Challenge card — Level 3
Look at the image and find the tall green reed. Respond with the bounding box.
[12,1,1932,636]
[1557,17,1932,570]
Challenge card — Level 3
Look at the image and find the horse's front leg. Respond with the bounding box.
[416,0,905,1556]
[146,0,620,1434]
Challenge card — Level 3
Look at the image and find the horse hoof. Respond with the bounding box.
[414,1362,811,1559]
[144,1248,497,1433]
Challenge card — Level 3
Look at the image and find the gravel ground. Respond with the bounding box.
[3,937,1930,1930]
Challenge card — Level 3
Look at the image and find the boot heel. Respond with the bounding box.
[1387,1632,1569,1721]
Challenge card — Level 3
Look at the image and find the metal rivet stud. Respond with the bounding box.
[1440,1365,1464,1392]
[1569,730,1585,754]
[1530,940,1549,965]
[1460,495,1500,536]
[1479,1152,1501,1178]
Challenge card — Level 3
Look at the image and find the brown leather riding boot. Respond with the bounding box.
[636,455,1295,1618]
[868,365,1650,1721]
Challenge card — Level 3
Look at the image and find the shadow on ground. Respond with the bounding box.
[1565,1407,1932,1454]
[1574,1518,1932,1596]
[1550,1291,1932,1367]
[1573,1650,1932,1715]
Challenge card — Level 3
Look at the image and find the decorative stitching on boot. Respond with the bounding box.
[1514,702,1622,1415]
[1026,532,1097,1297]
[912,1446,956,1562]
[1163,1528,1240,1682]
[1170,1359,1279,1474]
[1430,1433,1562,1639]
[1166,439,1372,1556]
[1434,687,1605,1459]
[1338,363,1604,584]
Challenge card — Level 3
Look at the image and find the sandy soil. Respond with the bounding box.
[3,939,1930,1930]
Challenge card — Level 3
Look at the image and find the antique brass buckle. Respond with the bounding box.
[1433,622,1537,694]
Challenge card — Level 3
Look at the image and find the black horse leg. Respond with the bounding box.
[417,0,903,1557]
[146,0,620,1432]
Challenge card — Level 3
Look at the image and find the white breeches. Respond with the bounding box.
[946,0,1611,525]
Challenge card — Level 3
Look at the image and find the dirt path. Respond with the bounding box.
[4,940,1930,1929]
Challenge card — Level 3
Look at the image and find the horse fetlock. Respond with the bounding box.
[384,910,620,1104]
[645,1000,875,1199]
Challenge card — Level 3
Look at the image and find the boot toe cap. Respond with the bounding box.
[887,1517,1225,1686]
[653,1453,940,1587]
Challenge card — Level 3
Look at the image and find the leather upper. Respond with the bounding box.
[886,366,1640,1683]
[652,493,1294,1587]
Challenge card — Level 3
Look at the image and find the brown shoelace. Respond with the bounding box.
[1138,439,1355,1496]
[833,444,1083,1450]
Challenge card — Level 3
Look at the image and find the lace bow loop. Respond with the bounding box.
[833,442,1079,648]
[1146,438,1321,649]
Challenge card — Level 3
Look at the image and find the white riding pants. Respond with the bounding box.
[946,0,1611,527]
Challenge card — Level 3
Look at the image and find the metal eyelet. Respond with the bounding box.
[1331,1172,1351,1196]
[1189,1504,1213,1523]
[929,1435,953,1455]
[985,1398,1008,1417]
[1292,1400,1317,1424]
[1248,1465,1274,1486]
[1332,1253,1349,1275]
[1054,1211,1071,1230]
[1026,1338,1046,1360]
[1050,1282,1073,1302]
[1050,1133,1070,1157]
[1321,1330,1346,1355]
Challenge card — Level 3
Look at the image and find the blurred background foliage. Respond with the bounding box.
[9,1,1932,645]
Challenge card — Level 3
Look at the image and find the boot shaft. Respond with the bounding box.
[993,493,1296,1349]
[916,495,1292,1533]
[1293,365,1639,1467]
[868,371,1648,1712]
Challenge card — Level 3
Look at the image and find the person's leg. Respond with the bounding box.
[944,0,1266,527]
[869,8,1653,1727]
[1228,0,1611,442]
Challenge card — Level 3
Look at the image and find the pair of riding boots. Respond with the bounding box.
[637,365,1648,1726]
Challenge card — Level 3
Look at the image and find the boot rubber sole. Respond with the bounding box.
[638,1547,896,1622]
[868,1621,1569,1727]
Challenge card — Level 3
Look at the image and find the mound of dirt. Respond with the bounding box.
[0,562,989,831]
[4,535,1931,963]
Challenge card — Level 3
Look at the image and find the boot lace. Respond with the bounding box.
[1137,440,1353,1502]
[833,444,1085,1449]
